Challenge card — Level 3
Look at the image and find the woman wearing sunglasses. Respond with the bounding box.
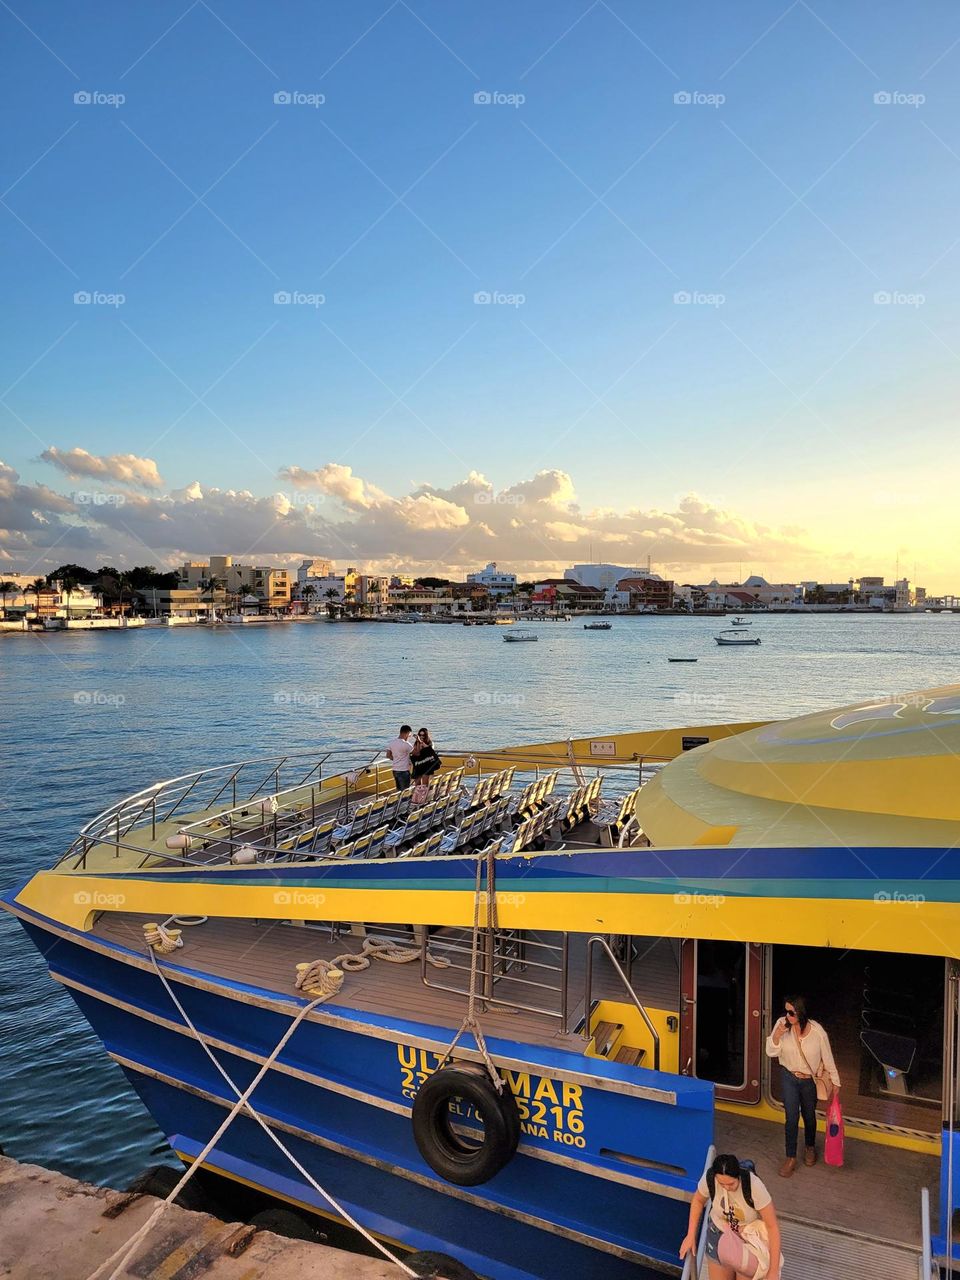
[766,995,841,1177]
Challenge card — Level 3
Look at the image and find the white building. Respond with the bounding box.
[466,562,517,597]
[297,558,333,585]
[565,563,662,594]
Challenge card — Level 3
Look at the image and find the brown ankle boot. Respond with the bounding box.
[779,1157,797,1178]
[804,1147,817,1166]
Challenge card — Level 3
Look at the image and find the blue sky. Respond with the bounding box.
[2,1,959,586]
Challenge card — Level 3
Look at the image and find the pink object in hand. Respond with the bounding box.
[718,1226,760,1276]
[825,1095,844,1167]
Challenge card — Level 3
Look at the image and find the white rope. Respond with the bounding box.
[86,948,416,1280]
[294,934,449,999]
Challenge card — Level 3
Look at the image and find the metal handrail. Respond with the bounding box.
[921,1186,935,1280]
[681,1144,716,1280]
[583,934,661,1071]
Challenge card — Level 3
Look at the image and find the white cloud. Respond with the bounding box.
[40,446,164,490]
[1,456,817,580]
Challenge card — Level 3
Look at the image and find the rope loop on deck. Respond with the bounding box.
[294,934,450,999]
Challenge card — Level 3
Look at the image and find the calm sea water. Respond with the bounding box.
[1,613,957,1185]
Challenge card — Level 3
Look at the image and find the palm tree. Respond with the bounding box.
[301,584,317,614]
[0,581,17,618]
[59,575,80,620]
[29,577,47,622]
[324,586,341,618]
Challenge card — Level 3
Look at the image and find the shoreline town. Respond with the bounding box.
[0,555,954,632]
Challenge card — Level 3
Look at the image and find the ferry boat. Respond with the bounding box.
[502,629,538,643]
[5,687,960,1279]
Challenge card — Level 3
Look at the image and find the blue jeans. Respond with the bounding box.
[393,770,411,790]
[781,1066,817,1157]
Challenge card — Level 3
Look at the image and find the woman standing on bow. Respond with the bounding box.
[766,994,841,1177]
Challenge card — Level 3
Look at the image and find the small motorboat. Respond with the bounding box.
[668,657,698,663]
[715,630,761,646]
[731,616,752,627]
[503,629,538,643]
[584,622,612,630]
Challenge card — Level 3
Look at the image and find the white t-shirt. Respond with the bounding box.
[387,737,413,772]
[697,1172,772,1233]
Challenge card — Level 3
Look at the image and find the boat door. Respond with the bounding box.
[679,940,763,1103]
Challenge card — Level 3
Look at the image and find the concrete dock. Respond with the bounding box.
[0,1156,398,1279]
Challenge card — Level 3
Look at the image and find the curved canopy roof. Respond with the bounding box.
[635,684,960,847]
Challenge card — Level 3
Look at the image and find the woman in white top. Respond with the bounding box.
[765,994,841,1178]
[680,1152,781,1280]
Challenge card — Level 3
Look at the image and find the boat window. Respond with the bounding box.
[694,940,747,1088]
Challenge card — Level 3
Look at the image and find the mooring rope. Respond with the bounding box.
[437,844,508,1092]
[294,934,450,999]
[86,948,417,1280]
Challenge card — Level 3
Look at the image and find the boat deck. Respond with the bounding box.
[715,1108,935,1251]
[92,913,680,1058]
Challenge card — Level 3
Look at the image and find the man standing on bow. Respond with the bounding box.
[386,724,414,791]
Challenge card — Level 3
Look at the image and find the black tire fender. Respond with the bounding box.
[412,1063,520,1186]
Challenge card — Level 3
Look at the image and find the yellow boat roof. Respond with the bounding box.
[635,684,960,847]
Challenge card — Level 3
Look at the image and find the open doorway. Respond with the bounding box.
[768,945,944,1134]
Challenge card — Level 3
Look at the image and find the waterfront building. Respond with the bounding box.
[531,579,607,612]
[179,557,291,610]
[297,558,333,585]
[612,576,674,611]
[140,587,214,620]
[467,562,517,597]
[565,562,661,593]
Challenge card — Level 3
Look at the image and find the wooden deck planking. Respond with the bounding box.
[715,1108,937,1248]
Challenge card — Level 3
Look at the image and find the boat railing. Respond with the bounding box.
[583,934,661,1071]
[921,1186,940,1279]
[56,751,666,871]
[57,747,384,870]
[681,1143,716,1280]
[422,927,571,1027]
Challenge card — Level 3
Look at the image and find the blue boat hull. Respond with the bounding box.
[14,908,714,1279]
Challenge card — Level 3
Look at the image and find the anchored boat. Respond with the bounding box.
[502,629,538,642]
[6,688,960,1277]
[714,629,761,646]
